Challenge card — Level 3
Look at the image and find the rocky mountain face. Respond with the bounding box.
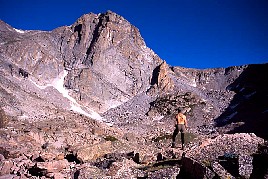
[0,11,162,116]
[0,11,267,178]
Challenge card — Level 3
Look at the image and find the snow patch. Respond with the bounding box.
[109,103,122,109]
[30,79,51,89]
[179,72,187,78]
[190,78,197,87]
[18,114,29,120]
[153,116,164,121]
[52,71,103,121]
[107,99,128,109]
[29,71,103,121]
[51,71,72,101]
[105,122,114,127]
[14,28,25,33]
[203,106,213,113]
[70,105,92,117]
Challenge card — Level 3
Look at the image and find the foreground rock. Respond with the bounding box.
[184,133,264,178]
[76,141,112,162]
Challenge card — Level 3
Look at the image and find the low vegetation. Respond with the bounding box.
[104,135,118,142]
[152,132,198,144]
[137,158,181,172]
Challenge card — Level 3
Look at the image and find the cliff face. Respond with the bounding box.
[56,11,163,112]
[215,64,268,139]
[0,11,162,116]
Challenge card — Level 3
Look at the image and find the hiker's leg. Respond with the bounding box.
[181,132,185,145]
[181,125,186,149]
[181,125,186,144]
[172,125,178,147]
[181,132,185,150]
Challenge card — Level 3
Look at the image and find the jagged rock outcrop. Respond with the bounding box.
[150,61,175,94]
[146,91,202,125]
[186,133,264,178]
[55,11,163,113]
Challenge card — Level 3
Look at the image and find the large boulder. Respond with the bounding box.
[187,133,264,178]
[76,141,112,162]
[250,141,268,179]
[179,157,216,179]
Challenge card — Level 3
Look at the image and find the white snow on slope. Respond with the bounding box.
[14,28,25,33]
[30,70,103,121]
[152,116,164,121]
[30,80,50,89]
[190,78,197,87]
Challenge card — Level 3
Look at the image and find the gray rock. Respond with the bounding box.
[0,175,17,179]
[0,160,13,175]
[239,154,253,178]
[179,156,215,179]
[211,161,235,179]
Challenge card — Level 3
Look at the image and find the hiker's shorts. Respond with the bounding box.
[177,124,186,133]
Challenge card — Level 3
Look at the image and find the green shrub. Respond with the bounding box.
[104,135,118,142]
[152,134,173,142]
[152,132,197,144]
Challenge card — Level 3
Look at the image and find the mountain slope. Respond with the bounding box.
[0,11,162,119]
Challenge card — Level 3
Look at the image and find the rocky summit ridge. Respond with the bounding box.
[0,11,268,178]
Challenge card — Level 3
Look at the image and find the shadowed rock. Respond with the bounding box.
[0,108,9,128]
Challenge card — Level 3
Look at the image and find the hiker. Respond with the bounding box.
[172,109,188,150]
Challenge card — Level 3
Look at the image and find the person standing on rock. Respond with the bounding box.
[172,109,188,150]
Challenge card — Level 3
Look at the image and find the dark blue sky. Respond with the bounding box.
[1,0,267,69]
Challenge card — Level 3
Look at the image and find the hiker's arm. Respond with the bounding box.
[175,115,179,125]
[184,116,188,128]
